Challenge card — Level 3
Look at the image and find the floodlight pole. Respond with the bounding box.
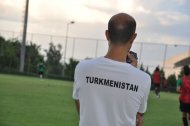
[63,21,75,65]
[19,0,29,72]
[72,38,76,58]
[163,44,168,69]
[139,43,143,64]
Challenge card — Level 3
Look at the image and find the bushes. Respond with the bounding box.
[167,74,177,87]
[64,58,79,80]
[0,36,79,80]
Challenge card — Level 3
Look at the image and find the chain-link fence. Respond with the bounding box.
[0,30,189,77]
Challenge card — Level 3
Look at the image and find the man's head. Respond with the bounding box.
[155,67,160,72]
[105,13,137,45]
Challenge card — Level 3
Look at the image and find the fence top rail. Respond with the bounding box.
[0,29,189,47]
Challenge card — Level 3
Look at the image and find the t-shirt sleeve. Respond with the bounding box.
[72,64,81,100]
[138,77,151,113]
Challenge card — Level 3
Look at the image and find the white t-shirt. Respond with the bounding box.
[73,57,151,126]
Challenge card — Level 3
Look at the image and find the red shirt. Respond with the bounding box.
[179,76,190,103]
[153,71,161,84]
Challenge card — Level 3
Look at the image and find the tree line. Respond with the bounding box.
[0,35,180,86]
[0,36,79,80]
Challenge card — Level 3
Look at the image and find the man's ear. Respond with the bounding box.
[105,30,110,41]
[129,33,137,44]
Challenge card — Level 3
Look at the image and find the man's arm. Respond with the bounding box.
[75,100,80,115]
[136,112,144,126]
[128,52,143,126]
[127,52,137,67]
[128,52,144,126]
[176,86,181,93]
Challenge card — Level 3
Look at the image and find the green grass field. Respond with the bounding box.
[0,74,183,126]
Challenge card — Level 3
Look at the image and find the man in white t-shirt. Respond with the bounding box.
[73,13,151,126]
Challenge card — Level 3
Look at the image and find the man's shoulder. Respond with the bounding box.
[130,67,151,85]
[75,58,98,70]
[138,70,151,81]
[130,66,150,79]
[78,58,97,65]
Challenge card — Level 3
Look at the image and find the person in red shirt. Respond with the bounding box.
[162,76,168,92]
[152,67,161,98]
[177,65,190,126]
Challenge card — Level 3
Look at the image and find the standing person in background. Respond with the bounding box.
[177,65,190,126]
[177,74,182,90]
[73,13,151,126]
[153,67,161,98]
[162,77,168,92]
[177,74,182,93]
[37,59,45,79]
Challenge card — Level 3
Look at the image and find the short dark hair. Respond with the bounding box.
[183,65,190,76]
[155,67,160,72]
[108,13,136,44]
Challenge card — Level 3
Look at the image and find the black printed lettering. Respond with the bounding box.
[86,76,90,83]
[114,81,119,88]
[134,85,138,92]
[110,80,114,87]
[85,76,139,92]
[121,82,125,89]
[99,78,104,85]
[129,84,134,91]
[89,77,94,83]
[94,77,99,84]
[126,83,130,90]
[104,79,110,86]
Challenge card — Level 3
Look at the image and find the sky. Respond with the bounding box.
[0,0,190,73]
[0,0,190,43]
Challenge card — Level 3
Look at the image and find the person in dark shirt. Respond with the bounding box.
[152,67,161,98]
[37,60,45,79]
[177,65,190,126]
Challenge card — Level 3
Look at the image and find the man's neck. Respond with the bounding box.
[105,45,129,62]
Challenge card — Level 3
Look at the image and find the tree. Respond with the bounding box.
[0,37,20,71]
[0,36,44,74]
[25,42,44,73]
[45,42,63,75]
[64,58,79,80]
[160,68,165,79]
[145,67,151,76]
[167,74,177,87]
[178,67,184,78]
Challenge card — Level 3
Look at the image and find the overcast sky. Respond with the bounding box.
[0,0,190,44]
[0,0,190,73]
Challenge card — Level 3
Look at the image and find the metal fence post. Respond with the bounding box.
[12,31,14,38]
[72,38,76,58]
[139,43,143,64]
[50,35,53,42]
[95,40,99,58]
[30,33,33,42]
